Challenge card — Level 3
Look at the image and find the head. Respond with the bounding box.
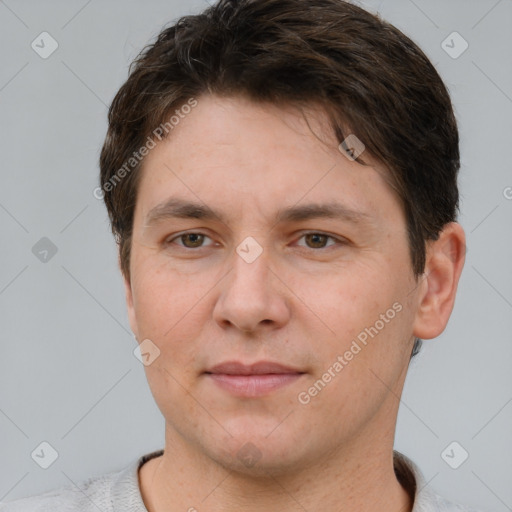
[99,0,465,474]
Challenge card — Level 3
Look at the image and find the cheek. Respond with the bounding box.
[298,298,411,438]
[310,264,391,333]
[142,363,201,436]
[130,255,204,338]
[310,261,412,368]
[129,254,219,387]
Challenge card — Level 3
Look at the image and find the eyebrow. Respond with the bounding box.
[144,197,372,228]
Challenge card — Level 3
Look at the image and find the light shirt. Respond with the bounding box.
[0,450,483,511]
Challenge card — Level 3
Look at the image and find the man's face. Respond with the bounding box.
[125,94,423,474]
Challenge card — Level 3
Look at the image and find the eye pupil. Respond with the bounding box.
[183,233,204,247]
[306,233,327,248]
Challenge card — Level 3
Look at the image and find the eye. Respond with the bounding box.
[166,232,214,249]
[295,232,342,250]
[165,231,345,251]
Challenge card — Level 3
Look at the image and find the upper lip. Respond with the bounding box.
[205,361,305,375]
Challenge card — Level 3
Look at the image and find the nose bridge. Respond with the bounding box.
[230,236,271,297]
[213,236,290,332]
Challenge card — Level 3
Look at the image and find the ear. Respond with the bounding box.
[120,254,139,341]
[412,222,466,340]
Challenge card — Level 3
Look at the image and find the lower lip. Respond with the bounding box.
[206,373,304,397]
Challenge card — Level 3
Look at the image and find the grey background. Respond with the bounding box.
[0,0,511,510]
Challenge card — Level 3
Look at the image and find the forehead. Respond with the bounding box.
[134,94,403,226]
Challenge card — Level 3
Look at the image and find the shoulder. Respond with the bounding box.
[0,450,163,512]
[422,490,486,512]
[393,451,486,512]
[0,469,122,512]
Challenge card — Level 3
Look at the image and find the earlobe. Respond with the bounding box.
[412,222,466,340]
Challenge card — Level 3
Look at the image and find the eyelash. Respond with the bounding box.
[164,231,345,251]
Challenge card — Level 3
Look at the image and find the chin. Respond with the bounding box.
[206,427,312,478]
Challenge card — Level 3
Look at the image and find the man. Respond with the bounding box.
[1,0,479,510]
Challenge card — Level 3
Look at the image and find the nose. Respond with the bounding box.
[212,241,291,334]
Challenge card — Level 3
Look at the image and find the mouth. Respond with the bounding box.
[204,361,306,397]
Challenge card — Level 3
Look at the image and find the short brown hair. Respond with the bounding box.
[99,0,460,355]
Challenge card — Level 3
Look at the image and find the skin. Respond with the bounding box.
[123,94,466,512]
